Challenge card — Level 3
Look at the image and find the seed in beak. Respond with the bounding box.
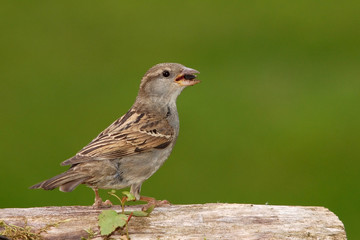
[184,74,196,80]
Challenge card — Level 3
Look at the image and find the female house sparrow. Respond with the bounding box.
[30,63,200,207]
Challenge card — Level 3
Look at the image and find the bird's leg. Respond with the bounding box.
[139,196,170,211]
[130,184,170,210]
[92,188,112,208]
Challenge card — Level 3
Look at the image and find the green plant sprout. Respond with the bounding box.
[98,190,154,238]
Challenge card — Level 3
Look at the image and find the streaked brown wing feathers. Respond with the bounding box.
[62,110,173,166]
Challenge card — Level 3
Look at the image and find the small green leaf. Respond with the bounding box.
[122,191,136,201]
[124,210,148,217]
[98,210,127,236]
[144,204,155,214]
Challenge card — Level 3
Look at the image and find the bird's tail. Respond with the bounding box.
[29,170,89,192]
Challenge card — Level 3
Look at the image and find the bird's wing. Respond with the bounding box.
[61,109,174,166]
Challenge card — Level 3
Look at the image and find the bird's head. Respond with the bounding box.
[136,63,200,105]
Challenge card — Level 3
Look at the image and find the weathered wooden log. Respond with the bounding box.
[0,203,346,239]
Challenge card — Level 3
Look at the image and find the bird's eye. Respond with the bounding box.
[162,70,170,77]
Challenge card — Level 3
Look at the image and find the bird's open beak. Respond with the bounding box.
[175,67,200,86]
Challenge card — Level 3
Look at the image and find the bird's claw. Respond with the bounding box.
[92,199,113,208]
[141,199,170,211]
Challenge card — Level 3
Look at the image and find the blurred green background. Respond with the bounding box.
[1,1,359,238]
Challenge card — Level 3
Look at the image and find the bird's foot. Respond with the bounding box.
[92,188,113,208]
[92,198,113,208]
[139,196,170,211]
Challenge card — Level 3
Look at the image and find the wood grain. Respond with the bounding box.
[0,203,346,239]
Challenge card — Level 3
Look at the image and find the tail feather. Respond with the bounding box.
[59,177,88,192]
[29,171,88,192]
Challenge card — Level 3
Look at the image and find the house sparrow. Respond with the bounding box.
[30,63,200,208]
